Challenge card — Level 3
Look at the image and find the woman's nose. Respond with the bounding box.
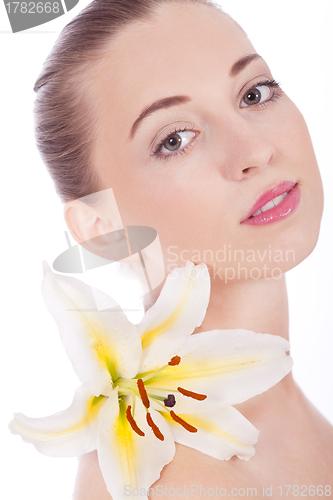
[216,117,276,181]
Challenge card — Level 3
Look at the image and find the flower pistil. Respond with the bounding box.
[116,355,207,440]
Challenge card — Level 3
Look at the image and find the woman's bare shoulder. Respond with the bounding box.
[72,393,333,500]
[72,430,333,500]
[72,451,111,500]
[72,445,244,500]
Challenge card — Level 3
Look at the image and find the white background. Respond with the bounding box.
[1,1,332,498]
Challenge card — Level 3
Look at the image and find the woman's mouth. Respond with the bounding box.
[241,181,300,226]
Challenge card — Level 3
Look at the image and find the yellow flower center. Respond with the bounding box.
[115,356,207,440]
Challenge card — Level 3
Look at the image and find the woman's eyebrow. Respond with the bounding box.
[229,53,263,77]
[128,54,262,142]
[128,95,192,141]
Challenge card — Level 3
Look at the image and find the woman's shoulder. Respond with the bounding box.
[72,428,333,500]
[73,451,111,500]
[72,445,250,500]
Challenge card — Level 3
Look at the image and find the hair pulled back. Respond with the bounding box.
[33,0,222,203]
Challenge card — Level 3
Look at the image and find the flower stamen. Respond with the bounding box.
[126,405,145,437]
[140,355,181,383]
[146,412,164,441]
[170,410,197,433]
[168,355,181,366]
[177,387,207,401]
[137,378,150,409]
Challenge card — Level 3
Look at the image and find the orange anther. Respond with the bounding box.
[177,387,207,401]
[137,378,150,409]
[146,412,164,441]
[125,405,145,437]
[168,355,181,366]
[169,410,197,433]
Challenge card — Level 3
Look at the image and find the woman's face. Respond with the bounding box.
[90,1,323,281]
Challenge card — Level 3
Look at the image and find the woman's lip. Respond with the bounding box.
[241,180,297,222]
[241,183,300,226]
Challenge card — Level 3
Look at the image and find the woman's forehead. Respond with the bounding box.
[93,2,255,117]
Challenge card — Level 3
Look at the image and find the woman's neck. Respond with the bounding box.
[193,272,295,417]
[193,273,289,341]
[143,268,332,465]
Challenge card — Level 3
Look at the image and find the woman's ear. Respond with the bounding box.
[63,188,125,260]
[64,200,117,259]
[64,200,110,243]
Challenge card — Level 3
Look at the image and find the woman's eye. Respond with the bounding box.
[241,84,273,108]
[151,128,197,160]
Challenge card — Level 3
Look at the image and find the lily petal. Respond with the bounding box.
[97,389,175,500]
[138,261,210,357]
[138,337,187,375]
[145,329,293,413]
[42,262,142,396]
[9,385,107,457]
[161,405,259,460]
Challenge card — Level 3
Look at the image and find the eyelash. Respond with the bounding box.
[150,125,197,161]
[243,78,283,108]
[150,79,283,161]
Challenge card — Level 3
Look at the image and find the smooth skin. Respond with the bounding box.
[67,3,332,498]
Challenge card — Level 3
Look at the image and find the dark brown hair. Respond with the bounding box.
[33,0,223,203]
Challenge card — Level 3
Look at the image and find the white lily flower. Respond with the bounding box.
[9,261,293,500]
